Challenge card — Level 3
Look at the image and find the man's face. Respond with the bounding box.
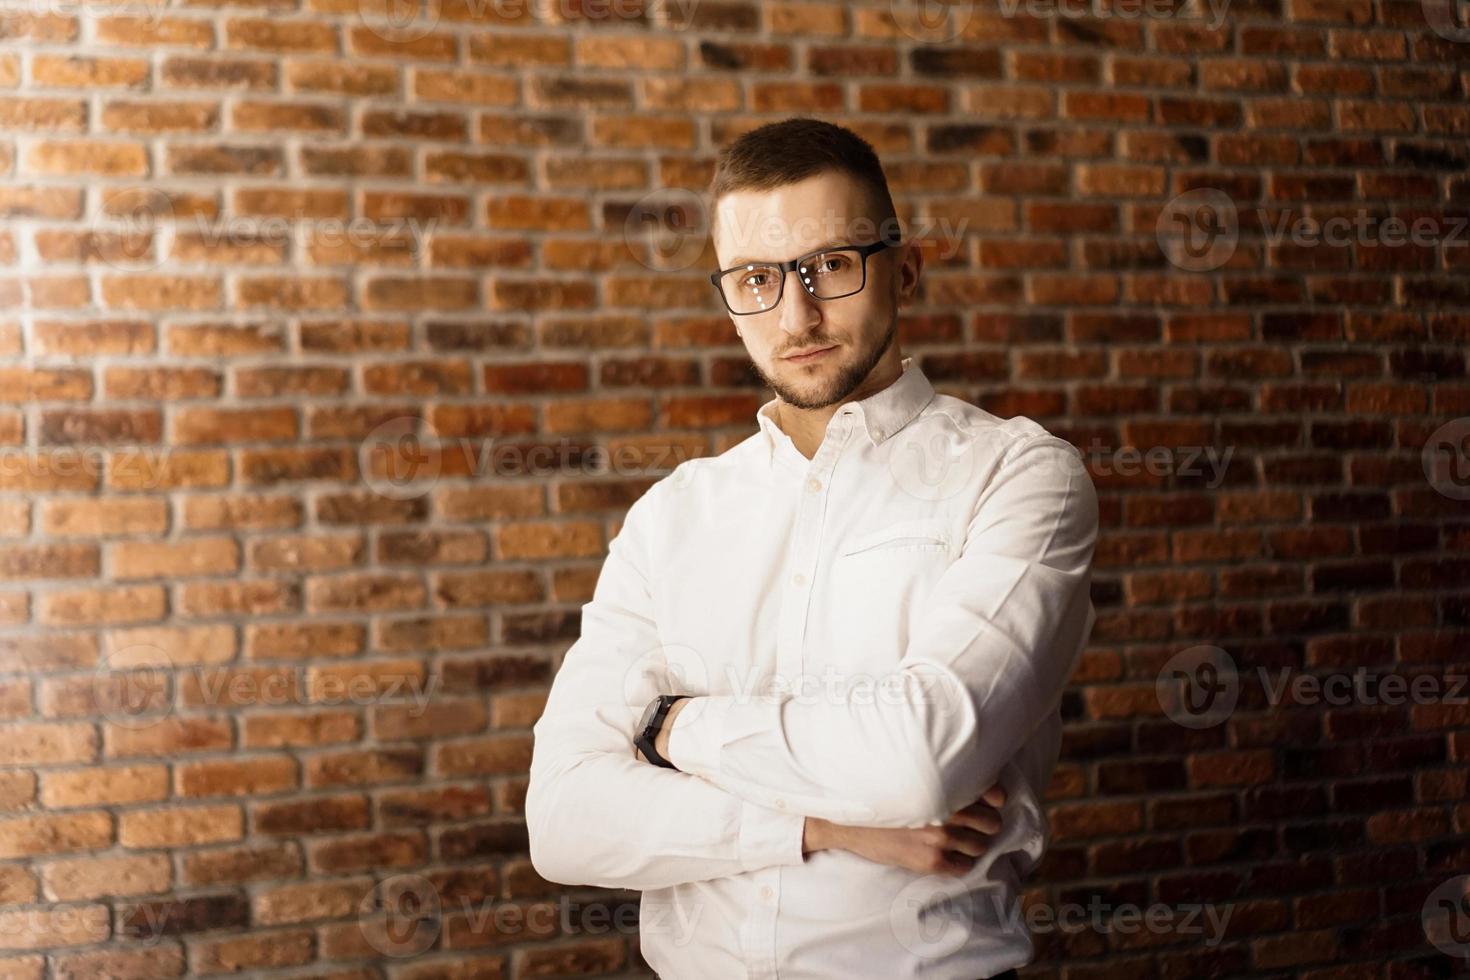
[711,171,920,411]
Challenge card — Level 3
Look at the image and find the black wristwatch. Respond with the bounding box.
[635,694,690,770]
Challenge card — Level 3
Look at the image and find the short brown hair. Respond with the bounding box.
[707,116,901,246]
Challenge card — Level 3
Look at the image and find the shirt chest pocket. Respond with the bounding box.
[824,517,955,674]
[838,517,952,558]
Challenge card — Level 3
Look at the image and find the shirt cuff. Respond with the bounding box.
[666,694,731,778]
[738,798,807,871]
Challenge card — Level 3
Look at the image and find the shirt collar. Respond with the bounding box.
[756,355,936,464]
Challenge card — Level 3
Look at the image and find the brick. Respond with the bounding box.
[0,812,112,859]
[31,54,149,88]
[118,804,242,847]
[253,793,371,838]
[304,747,422,788]
[378,785,494,828]
[347,25,455,61]
[280,60,393,94]
[0,904,109,950]
[0,771,34,812]
[372,699,486,741]
[99,274,221,310]
[24,140,147,175]
[307,831,426,874]
[161,55,276,90]
[104,715,233,758]
[111,536,240,579]
[241,707,360,750]
[101,99,218,133]
[194,930,315,972]
[435,735,534,776]
[0,866,35,904]
[52,946,183,979]
[177,755,298,797]
[244,621,360,660]
[0,97,85,130]
[40,852,171,900]
[40,764,167,808]
[414,70,518,105]
[495,521,602,560]
[179,841,301,886]
[224,18,336,53]
[253,877,373,925]
[117,893,248,939]
[0,722,97,766]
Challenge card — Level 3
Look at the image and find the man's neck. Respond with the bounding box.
[775,360,904,461]
[776,402,835,461]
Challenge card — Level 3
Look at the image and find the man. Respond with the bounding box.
[527,117,1098,980]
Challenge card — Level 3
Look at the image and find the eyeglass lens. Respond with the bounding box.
[718,249,866,315]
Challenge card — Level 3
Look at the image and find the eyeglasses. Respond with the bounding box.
[709,239,897,316]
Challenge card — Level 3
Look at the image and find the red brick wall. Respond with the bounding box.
[3,1,1469,978]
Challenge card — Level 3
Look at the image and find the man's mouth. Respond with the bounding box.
[783,345,836,362]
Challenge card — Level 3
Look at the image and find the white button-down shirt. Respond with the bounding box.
[527,356,1098,980]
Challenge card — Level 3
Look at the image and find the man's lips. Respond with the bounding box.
[783,345,836,362]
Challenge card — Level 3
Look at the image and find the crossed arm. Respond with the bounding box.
[525,487,807,891]
[525,433,1098,891]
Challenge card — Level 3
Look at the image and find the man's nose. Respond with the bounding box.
[777,274,821,336]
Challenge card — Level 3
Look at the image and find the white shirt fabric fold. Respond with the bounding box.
[527,355,1099,980]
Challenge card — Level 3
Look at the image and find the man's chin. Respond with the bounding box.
[772,377,850,411]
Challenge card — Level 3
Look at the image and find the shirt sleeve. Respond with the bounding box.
[525,479,809,892]
[666,432,1099,829]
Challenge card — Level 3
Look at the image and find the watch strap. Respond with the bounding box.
[636,694,689,769]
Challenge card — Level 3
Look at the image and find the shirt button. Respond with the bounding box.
[873,429,884,440]
[760,886,773,900]
[775,799,786,810]
[792,572,806,587]
[806,478,821,492]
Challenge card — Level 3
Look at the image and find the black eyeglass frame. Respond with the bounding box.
[708,238,898,316]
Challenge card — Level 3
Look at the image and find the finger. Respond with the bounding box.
[948,807,1002,835]
[980,784,1006,807]
[949,809,1001,836]
[940,847,981,874]
[937,825,992,858]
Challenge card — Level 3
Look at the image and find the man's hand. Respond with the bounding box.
[802,783,1008,876]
